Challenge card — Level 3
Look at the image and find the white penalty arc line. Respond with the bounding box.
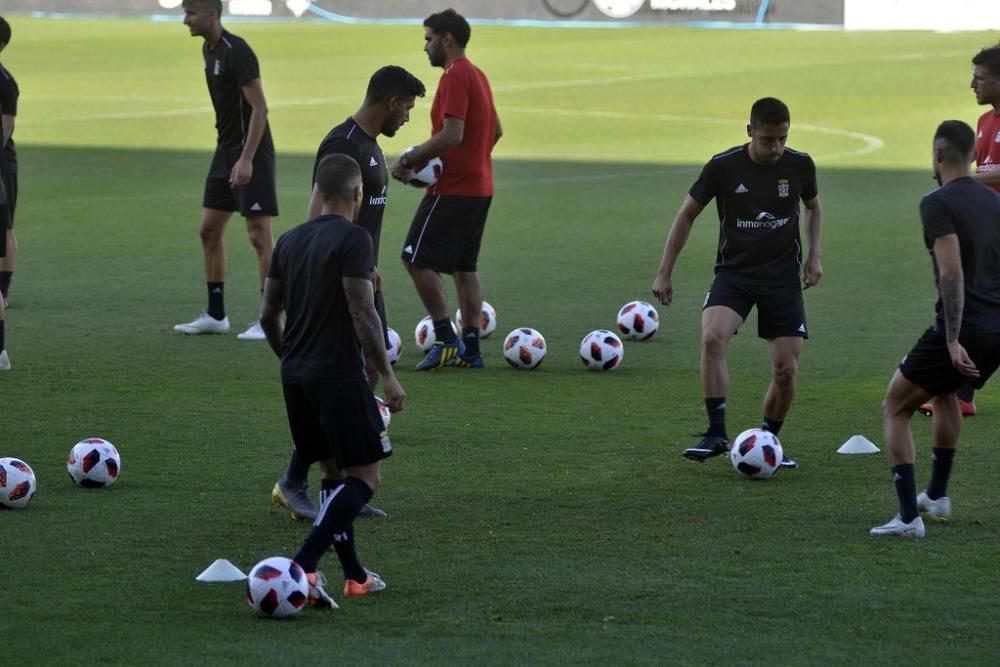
[503,106,884,161]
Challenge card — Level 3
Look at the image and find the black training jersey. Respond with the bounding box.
[269,214,375,384]
[0,63,18,166]
[202,30,273,154]
[920,176,1000,335]
[690,144,818,285]
[313,118,389,259]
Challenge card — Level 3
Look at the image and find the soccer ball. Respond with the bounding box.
[579,330,624,371]
[0,457,36,509]
[729,428,783,479]
[404,147,443,187]
[455,301,497,339]
[502,328,547,370]
[414,316,458,352]
[617,300,660,341]
[67,438,122,488]
[375,395,391,431]
[385,327,402,365]
[246,557,309,619]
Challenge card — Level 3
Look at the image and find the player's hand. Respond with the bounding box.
[389,159,409,183]
[371,267,382,293]
[382,375,405,413]
[651,274,674,306]
[230,157,253,187]
[947,340,979,378]
[803,255,823,289]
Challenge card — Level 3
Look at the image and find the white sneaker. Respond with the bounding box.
[870,514,925,537]
[174,313,230,335]
[236,320,265,340]
[917,491,952,522]
[0,349,9,371]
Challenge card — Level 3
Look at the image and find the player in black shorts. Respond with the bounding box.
[271,65,425,523]
[259,154,405,604]
[651,97,824,468]
[0,17,18,308]
[174,0,277,340]
[871,121,1000,538]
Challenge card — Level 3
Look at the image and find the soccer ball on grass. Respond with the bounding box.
[455,301,497,339]
[67,438,121,488]
[414,316,458,352]
[502,328,547,370]
[579,330,624,371]
[729,428,783,479]
[385,327,402,365]
[0,457,37,509]
[246,557,309,619]
[617,300,660,341]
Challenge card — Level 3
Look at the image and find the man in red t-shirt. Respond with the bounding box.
[923,44,1000,419]
[390,8,502,371]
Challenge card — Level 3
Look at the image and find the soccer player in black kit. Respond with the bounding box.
[0,16,20,309]
[271,66,425,523]
[259,153,405,604]
[651,97,824,468]
[871,121,1000,538]
[175,0,277,340]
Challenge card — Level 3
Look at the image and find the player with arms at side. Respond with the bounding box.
[390,8,502,371]
[871,121,1000,537]
[175,0,277,340]
[0,120,8,371]
[0,17,20,308]
[651,97,823,468]
[259,154,405,603]
[272,65,425,522]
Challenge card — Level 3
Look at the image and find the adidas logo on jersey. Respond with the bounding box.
[734,184,748,193]
[403,245,414,255]
[369,156,378,167]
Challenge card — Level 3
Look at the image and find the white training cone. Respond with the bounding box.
[837,435,880,454]
[195,558,247,582]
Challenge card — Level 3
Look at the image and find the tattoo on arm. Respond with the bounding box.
[344,278,392,376]
[939,274,964,344]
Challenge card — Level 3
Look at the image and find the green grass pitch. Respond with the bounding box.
[2,17,1000,664]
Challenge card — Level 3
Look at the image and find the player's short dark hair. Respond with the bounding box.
[424,9,471,48]
[315,154,362,201]
[750,97,790,128]
[972,45,1000,78]
[364,66,426,104]
[0,17,11,46]
[183,0,223,16]
[934,120,975,165]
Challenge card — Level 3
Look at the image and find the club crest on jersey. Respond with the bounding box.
[777,179,789,198]
[213,59,221,76]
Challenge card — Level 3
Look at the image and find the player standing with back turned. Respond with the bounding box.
[651,97,824,469]
[0,17,20,309]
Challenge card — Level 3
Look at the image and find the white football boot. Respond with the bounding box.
[174,313,230,335]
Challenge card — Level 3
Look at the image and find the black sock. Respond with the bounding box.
[293,477,372,577]
[761,417,784,436]
[0,271,11,298]
[926,448,956,500]
[705,397,727,439]
[282,449,310,487]
[891,463,919,523]
[207,282,225,320]
[957,385,974,403]
[319,477,344,509]
[461,326,480,357]
[0,319,5,352]
[433,317,456,344]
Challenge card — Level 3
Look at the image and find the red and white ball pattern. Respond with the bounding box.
[502,328,547,370]
[67,438,121,488]
[246,557,309,619]
[616,300,660,341]
[579,330,624,371]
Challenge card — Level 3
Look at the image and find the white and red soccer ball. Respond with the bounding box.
[0,457,37,509]
[246,557,309,619]
[455,301,497,339]
[617,300,660,341]
[502,328,547,370]
[729,428,783,479]
[579,330,624,371]
[67,438,121,488]
[404,147,444,187]
[385,327,402,365]
[414,316,458,352]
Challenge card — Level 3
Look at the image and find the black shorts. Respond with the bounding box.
[704,273,808,339]
[202,145,278,217]
[899,327,1000,396]
[282,382,392,469]
[401,194,491,274]
[2,165,16,228]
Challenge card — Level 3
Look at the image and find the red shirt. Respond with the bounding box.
[429,57,497,197]
[975,109,1000,192]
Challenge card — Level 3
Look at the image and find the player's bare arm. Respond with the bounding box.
[258,276,284,358]
[651,195,704,307]
[231,77,268,187]
[933,233,978,378]
[802,195,824,288]
[972,169,1000,187]
[344,276,406,411]
[493,113,503,145]
[389,116,464,181]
